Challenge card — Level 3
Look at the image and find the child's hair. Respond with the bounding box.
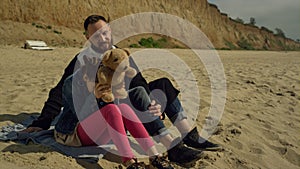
[81,55,100,83]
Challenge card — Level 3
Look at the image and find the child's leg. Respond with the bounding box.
[77,104,135,162]
[118,103,157,156]
[118,104,175,169]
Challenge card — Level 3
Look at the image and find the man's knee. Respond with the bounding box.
[128,86,151,111]
[156,77,174,87]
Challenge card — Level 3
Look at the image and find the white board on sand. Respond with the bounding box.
[24,40,53,50]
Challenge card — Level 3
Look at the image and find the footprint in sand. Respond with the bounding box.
[283,148,300,166]
[229,139,243,150]
[261,128,279,141]
[268,144,300,166]
[249,143,265,154]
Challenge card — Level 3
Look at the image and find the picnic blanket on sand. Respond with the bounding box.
[0,114,110,163]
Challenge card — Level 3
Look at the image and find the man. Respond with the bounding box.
[24,15,221,166]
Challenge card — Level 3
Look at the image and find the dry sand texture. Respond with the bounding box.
[0,46,299,169]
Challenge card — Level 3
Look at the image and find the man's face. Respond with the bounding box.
[86,20,112,53]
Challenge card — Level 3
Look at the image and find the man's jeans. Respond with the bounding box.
[124,86,187,140]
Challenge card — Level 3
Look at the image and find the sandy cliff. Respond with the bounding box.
[0,0,299,50]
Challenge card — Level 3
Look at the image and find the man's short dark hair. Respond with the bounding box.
[84,15,107,31]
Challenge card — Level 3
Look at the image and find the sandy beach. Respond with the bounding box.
[0,45,299,169]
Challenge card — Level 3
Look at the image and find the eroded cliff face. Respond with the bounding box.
[0,0,299,50]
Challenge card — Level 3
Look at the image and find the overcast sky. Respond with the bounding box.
[207,0,300,40]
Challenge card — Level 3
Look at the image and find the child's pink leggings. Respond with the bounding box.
[77,103,154,162]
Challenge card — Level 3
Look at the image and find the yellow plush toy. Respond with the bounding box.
[95,48,137,102]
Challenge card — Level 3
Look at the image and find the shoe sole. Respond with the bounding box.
[186,144,224,152]
[199,146,223,152]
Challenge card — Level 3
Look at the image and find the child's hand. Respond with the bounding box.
[94,84,111,98]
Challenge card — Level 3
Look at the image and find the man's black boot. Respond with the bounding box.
[167,137,204,167]
[183,127,222,151]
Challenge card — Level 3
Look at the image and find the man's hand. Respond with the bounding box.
[148,100,162,117]
[20,127,43,133]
